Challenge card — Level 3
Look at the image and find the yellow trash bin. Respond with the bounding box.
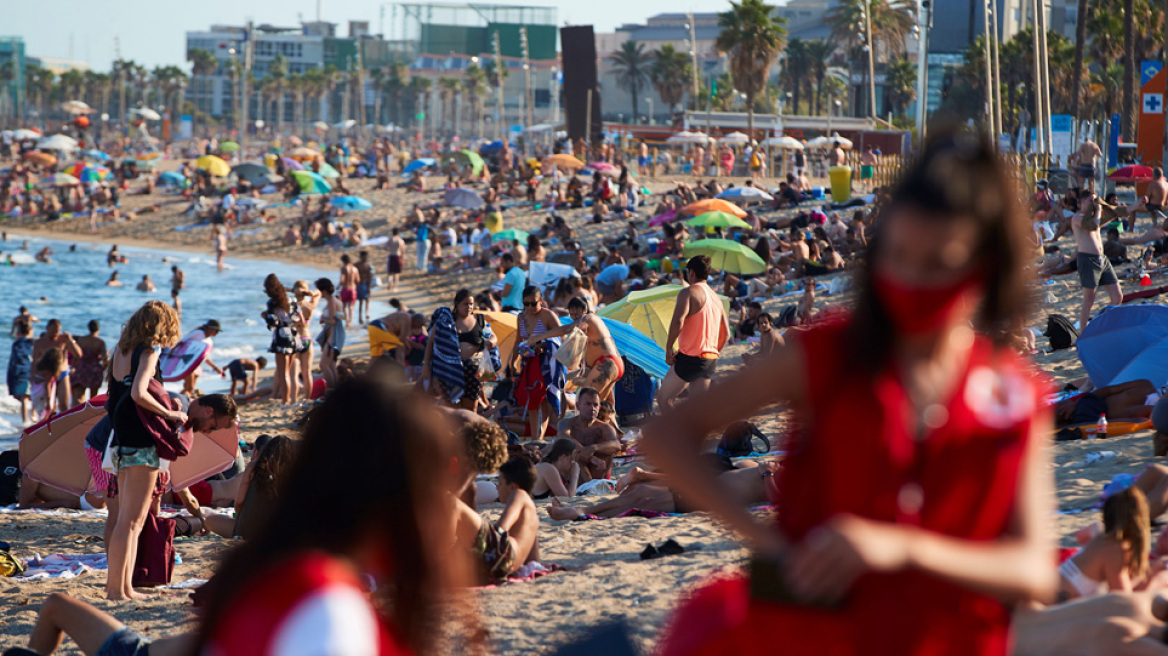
[828,166,852,203]
[484,211,503,233]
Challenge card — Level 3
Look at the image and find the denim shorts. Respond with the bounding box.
[112,445,160,472]
[96,628,151,656]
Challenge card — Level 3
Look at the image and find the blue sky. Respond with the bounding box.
[4,0,733,71]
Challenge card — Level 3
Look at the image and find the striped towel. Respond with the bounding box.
[428,307,465,403]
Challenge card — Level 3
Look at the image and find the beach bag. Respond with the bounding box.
[136,379,193,461]
[132,509,176,587]
[1044,314,1079,351]
[0,548,26,577]
[0,450,20,506]
[716,421,770,458]
[478,352,498,382]
[555,328,588,369]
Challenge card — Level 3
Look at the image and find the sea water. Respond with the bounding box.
[0,234,386,447]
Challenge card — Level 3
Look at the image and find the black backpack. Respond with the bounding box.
[716,422,771,459]
[1044,314,1079,351]
[0,450,21,506]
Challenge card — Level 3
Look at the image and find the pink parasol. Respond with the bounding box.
[649,209,679,227]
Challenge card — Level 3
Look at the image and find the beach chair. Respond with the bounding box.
[614,358,656,426]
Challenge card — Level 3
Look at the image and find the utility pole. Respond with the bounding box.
[864,0,876,118]
[990,0,1003,142]
[982,0,996,138]
[687,13,699,112]
[493,31,504,140]
[1031,0,1045,155]
[356,41,366,144]
[520,26,532,129]
[1037,0,1053,159]
[915,0,931,143]
[240,21,253,141]
[12,37,23,124]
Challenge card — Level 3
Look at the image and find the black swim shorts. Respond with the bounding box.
[97,628,151,656]
[1076,253,1118,289]
[674,353,717,383]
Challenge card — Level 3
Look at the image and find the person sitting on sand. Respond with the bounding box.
[556,387,622,481]
[742,313,784,365]
[547,462,777,521]
[226,356,267,395]
[1055,379,1159,428]
[200,436,297,540]
[1059,487,1153,600]
[135,275,155,292]
[530,438,581,500]
[454,456,540,583]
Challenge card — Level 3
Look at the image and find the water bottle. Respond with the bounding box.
[1095,414,1108,440]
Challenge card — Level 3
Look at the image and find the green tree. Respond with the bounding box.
[386,62,410,127]
[650,44,692,114]
[464,61,488,137]
[781,38,809,114]
[883,57,916,118]
[24,64,55,119]
[608,40,651,122]
[438,76,462,135]
[826,0,914,115]
[716,0,788,135]
[806,40,834,116]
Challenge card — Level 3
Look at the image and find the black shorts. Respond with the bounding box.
[1076,253,1118,289]
[674,353,717,383]
[97,628,151,656]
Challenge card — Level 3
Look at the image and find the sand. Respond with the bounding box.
[0,162,1160,654]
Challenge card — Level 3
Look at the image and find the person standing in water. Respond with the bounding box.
[213,226,228,272]
[338,254,359,327]
[72,320,108,403]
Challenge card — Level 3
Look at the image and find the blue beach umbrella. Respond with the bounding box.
[715,186,774,202]
[82,149,111,161]
[330,195,373,211]
[444,187,484,209]
[158,171,188,187]
[291,170,331,194]
[403,158,435,175]
[559,316,668,380]
[1077,305,1168,388]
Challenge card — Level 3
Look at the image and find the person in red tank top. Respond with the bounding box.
[643,132,1058,656]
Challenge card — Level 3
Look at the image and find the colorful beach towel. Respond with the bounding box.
[17,553,107,580]
[428,307,465,403]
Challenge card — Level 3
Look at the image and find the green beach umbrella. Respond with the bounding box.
[492,229,530,243]
[291,170,332,194]
[316,161,341,179]
[683,239,766,275]
[219,141,240,153]
[686,211,751,230]
[442,149,485,176]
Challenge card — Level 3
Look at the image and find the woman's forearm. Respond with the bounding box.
[902,528,1058,603]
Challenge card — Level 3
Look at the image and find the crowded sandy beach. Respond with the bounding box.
[10,0,1168,651]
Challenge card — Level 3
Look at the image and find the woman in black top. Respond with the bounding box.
[450,289,496,411]
[261,274,300,405]
[105,300,184,601]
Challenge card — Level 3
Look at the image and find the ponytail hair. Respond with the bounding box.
[1103,486,1151,580]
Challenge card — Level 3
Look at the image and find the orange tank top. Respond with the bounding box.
[677,282,722,359]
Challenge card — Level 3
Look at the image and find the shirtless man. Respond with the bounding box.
[1073,190,1123,329]
[373,310,418,365]
[830,141,847,167]
[11,305,39,337]
[1055,379,1159,428]
[385,227,405,291]
[1070,138,1103,191]
[525,297,624,404]
[169,265,185,316]
[454,457,540,583]
[338,254,359,326]
[136,275,155,292]
[742,313,784,365]
[355,250,374,325]
[1145,168,1168,233]
[556,387,622,481]
[33,319,82,411]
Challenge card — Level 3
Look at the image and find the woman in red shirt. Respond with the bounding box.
[643,132,1058,656]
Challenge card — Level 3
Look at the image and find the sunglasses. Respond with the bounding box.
[523,301,539,307]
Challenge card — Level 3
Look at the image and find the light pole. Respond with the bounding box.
[686,14,699,111]
[520,26,532,129]
[860,0,876,118]
[914,0,931,143]
[550,65,559,125]
[493,31,504,140]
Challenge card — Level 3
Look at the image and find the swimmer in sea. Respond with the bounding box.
[106,271,123,287]
[136,275,156,292]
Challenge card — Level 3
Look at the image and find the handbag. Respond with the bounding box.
[135,378,193,461]
[132,509,176,587]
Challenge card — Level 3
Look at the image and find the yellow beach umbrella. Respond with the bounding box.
[479,311,519,365]
[597,284,726,349]
[195,154,230,177]
[544,153,584,170]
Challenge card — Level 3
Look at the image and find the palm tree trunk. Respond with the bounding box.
[1070,0,1087,126]
[1123,0,1137,140]
[747,91,755,140]
[631,85,638,124]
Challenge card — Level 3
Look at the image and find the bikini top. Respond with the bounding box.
[458,315,485,348]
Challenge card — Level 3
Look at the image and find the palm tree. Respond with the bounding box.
[781,38,809,114]
[716,0,788,136]
[386,62,409,127]
[608,40,651,122]
[286,73,305,132]
[303,68,327,127]
[266,54,288,130]
[59,69,84,103]
[464,61,487,138]
[650,44,692,114]
[483,58,508,129]
[826,0,914,115]
[1069,0,1088,123]
[438,77,462,135]
[24,64,55,119]
[883,57,916,118]
[409,76,432,135]
[806,40,834,116]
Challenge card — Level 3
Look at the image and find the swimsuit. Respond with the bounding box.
[472,520,515,583]
[589,353,625,382]
[339,287,357,304]
[1059,557,1106,597]
[73,346,106,390]
[227,359,247,381]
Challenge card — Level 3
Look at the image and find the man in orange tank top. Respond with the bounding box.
[657,255,729,410]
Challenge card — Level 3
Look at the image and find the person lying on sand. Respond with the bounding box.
[530,439,581,500]
[18,476,104,511]
[1012,591,1168,655]
[454,457,540,583]
[8,592,195,656]
[1055,379,1159,427]
[546,462,777,521]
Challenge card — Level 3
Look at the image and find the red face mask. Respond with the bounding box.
[872,269,982,336]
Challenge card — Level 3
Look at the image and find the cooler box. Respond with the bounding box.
[828,166,852,202]
[811,187,825,200]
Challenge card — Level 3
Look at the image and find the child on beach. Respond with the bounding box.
[456,456,540,583]
[226,356,267,395]
[1060,487,1154,600]
[6,317,34,424]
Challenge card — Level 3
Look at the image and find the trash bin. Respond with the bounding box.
[829,166,852,203]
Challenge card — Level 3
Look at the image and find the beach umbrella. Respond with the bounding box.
[313,120,330,131]
[286,135,303,146]
[22,151,57,168]
[279,156,305,172]
[444,187,484,209]
[333,119,357,130]
[158,170,188,187]
[557,316,668,380]
[719,131,750,144]
[19,396,241,497]
[82,149,111,161]
[687,211,752,230]
[39,173,81,187]
[666,131,709,144]
[1109,165,1154,183]
[680,198,747,218]
[63,163,111,182]
[648,209,680,227]
[131,108,162,120]
[315,161,341,179]
[479,311,519,366]
[330,195,373,211]
[60,100,94,115]
[12,128,41,140]
[588,161,617,172]
[544,153,584,170]
[291,170,331,194]
[716,186,774,202]
[37,134,79,151]
[219,141,240,153]
[806,137,832,149]
[598,285,710,350]
[231,162,273,187]
[195,154,231,177]
[492,228,530,243]
[763,136,804,150]
[441,149,485,175]
[525,123,553,133]
[831,134,854,149]
[1077,305,1168,388]
[683,239,767,275]
[288,147,321,161]
[403,158,435,175]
